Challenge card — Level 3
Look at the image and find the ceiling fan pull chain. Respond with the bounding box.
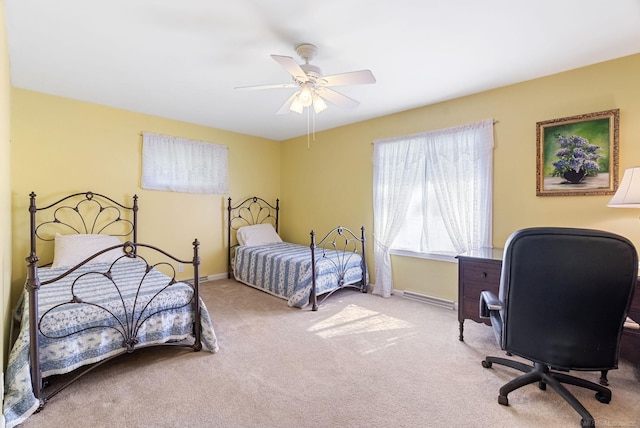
[312,109,317,143]
[307,107,311,149]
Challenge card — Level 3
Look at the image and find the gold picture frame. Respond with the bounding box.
[536,109,619,197]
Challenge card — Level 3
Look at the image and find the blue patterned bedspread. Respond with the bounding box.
[3,258,219,428]
[233,242,364,308]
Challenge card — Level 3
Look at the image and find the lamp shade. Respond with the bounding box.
[312,93,327,113]
[289,94,304,114]
[608,167,640,207]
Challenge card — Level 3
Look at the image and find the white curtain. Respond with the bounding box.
[371,140,423,298]
[142,132,229,194]
[372,119,494,298]
[425,120,494,252]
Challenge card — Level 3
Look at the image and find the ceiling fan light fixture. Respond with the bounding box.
[299,85,313,107]
[312,93,327,114]
[289,94,304,114]
[239,43,375,118]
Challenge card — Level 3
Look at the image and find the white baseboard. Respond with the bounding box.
[207,273,228,281]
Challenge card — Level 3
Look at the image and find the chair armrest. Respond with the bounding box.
[479,290,502,319]
[625,317,639,330]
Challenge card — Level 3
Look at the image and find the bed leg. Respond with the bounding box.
[26,252,44,405]
[310,281,318,311]
[310,230,319,311]
[360,226,367,294]
[192,239,203,351]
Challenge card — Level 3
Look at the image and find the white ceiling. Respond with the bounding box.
[5,1,640,141]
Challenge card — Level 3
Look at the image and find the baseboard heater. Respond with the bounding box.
[185,273,234,284]
[186,276,210,285]
[402,290,456,310]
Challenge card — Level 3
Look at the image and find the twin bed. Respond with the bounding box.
[227,196,368,310]
[3,191,218,428]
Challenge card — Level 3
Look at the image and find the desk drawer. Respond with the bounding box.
[462,263,501,289]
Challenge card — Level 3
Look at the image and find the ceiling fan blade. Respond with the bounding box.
[271,55,309,82]
[235,83,298,91]
[321,70,376,87]
[315,87,360,109]
[275,92,299,115]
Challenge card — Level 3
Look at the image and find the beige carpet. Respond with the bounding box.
[19,279,640,428]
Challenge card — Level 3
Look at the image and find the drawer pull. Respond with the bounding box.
[480,272,487,278]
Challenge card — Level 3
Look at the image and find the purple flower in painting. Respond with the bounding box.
[551,135,602,177]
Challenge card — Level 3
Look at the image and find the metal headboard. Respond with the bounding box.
[29,191,138,264]
[227,196,279,278]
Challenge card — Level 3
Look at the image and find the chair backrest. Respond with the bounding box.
[500,227,637,371]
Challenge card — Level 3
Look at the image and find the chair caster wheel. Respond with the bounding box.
[482,360,492,368]
[595,391,611,404]
[580,417,595,427]
[498,395,509,406]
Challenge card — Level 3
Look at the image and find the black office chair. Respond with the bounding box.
[479,227,637,428]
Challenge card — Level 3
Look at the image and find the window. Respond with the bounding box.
[372,119,494,297]
[142,132,228,194]
[392,177,459,256]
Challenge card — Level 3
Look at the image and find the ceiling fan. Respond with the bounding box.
[235,43,376,115]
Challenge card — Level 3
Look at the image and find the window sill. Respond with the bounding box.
[389,249,458,263]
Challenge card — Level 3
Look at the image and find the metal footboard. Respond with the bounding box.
[310,226,367,311]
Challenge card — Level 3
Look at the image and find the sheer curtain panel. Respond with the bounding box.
[142,132,229,194]
[372,119,494,298]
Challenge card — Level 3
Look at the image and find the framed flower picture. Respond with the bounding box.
[536,109,619,196]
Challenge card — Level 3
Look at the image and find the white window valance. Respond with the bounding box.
[142,132,229,194]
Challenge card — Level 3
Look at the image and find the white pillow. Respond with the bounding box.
[237,224,282,247]
[51,233,122,268]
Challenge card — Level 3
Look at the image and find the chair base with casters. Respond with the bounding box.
[482,355,612,427]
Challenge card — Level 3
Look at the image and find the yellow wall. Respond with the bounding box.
[1,0,12,370]
[281,53,640,301]
[10,89,281,310]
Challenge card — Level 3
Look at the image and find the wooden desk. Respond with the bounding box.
[621,288,640,365]
[456,248,503,342]
[456,248,640,366]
